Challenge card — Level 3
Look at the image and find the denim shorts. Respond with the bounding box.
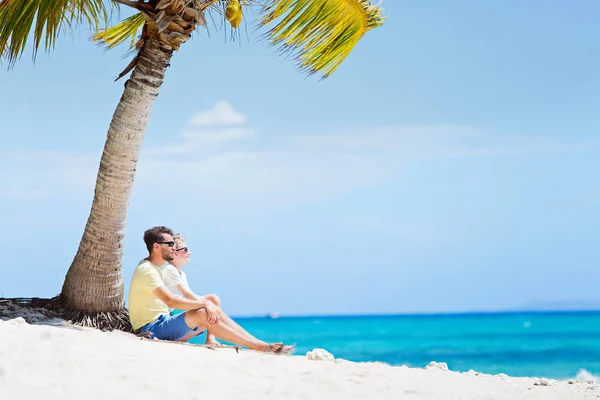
[137,313,197,341]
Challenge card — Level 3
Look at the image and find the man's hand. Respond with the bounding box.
[204,302,222,325]
[152,285,223,324]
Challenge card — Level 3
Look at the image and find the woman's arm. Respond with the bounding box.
[178,284,213,304]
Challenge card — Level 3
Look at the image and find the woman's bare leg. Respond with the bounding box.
[184,308,269,351]
[203,294,259,344]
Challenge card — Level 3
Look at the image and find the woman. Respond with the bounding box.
[162,234,291,352]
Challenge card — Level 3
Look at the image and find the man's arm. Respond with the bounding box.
[152,286,219,324]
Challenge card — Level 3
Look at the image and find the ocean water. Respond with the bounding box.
[189,311,600,380]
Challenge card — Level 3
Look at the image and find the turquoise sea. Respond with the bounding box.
[190,311,600,380]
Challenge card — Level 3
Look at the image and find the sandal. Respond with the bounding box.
[266,343,294,354]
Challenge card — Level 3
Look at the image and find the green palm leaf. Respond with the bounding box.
[93,12,146,50]
[260,0,385,77]
[93,0,384,78]
[0,0,108,67]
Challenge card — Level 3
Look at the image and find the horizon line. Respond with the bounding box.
[232,308,600,319]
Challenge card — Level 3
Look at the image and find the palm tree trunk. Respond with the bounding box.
[56,36,175,330]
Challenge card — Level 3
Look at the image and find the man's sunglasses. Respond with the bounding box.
[176,247,189,253]
[156,241,175,248]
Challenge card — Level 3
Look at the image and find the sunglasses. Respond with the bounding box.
[176,247,189,253]
[156,241,175,248]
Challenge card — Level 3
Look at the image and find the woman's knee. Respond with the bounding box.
[204,293,221,306]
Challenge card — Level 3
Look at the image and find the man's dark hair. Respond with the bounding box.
[143,226,174,253]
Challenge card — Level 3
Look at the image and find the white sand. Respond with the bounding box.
[0,316,598,400]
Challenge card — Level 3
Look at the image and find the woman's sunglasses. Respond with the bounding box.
[176,247,189,253]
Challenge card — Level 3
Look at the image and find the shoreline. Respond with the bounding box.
[2,302,598,379]
[232,309,600,320]
[1,308,599,400]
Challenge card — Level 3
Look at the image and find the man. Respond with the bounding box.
[162,233,264,346]
[128,226,292,354]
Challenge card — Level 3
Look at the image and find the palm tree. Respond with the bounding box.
[0,0,385,330]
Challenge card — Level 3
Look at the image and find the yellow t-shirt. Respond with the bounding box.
[128,259,170,331]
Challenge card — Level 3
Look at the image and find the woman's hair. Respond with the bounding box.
[173,233,186,250]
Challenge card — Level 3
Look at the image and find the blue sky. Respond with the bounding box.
[0,1,599,316]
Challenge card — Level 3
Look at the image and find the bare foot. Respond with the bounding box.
[205,338,221,346]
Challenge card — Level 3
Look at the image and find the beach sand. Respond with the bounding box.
[0,311,597,400]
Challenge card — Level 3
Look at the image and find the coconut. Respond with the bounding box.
[231,11,243,28]
[225,0,241,21]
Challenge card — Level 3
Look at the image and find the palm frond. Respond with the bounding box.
[93,12,146,50]
[0,0,108,67]
[259,0,385,78]
[93,0,220,50]
[91,0,385,79]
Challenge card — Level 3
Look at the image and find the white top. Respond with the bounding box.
[161,264,191,312]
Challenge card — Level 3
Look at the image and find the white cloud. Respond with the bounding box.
[147,127,255,156]
[189,101,246,127]
[1,102,595,215]
[134,106,594,212]
[137,150,390,210]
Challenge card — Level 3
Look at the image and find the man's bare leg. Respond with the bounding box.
[177,329,203,343]
[202,294,220,345]
[184,308,293,354]
[217,312,259,341]
[184,308,269,351]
